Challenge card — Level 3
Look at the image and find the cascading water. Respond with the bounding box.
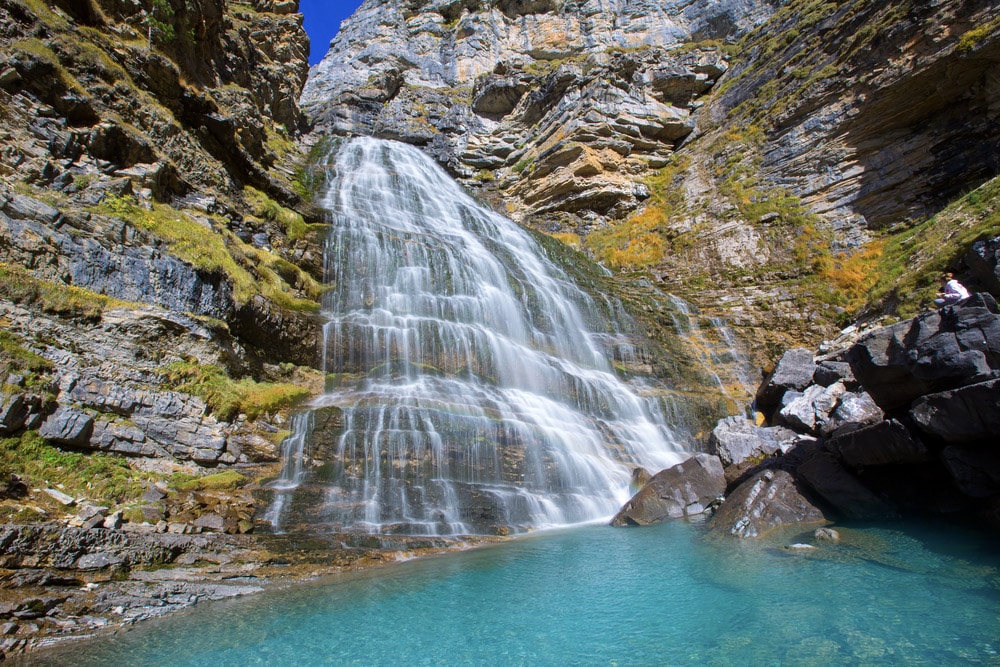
[268,137,689,536]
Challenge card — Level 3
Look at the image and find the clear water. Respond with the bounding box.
[32,520,1000,666]
[268,138,689,536]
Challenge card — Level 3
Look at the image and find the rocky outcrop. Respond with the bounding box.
[610,453,725,526]
[301,0,776,231]
[845,293,1000,411]
[705,295,1000,538]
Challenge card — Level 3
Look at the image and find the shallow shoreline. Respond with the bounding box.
[0,524,490,661]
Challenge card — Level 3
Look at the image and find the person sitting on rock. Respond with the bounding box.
[934,272,970,307]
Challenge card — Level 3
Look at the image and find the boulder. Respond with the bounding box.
[909,378,1000,442]
[610,454,725,526]
[38,407,94,447]
[776,382,845,434]
[813,361,856,389]
[0,394,28,435]
[826,419,929,467]
[940,446,1000,498]
[708,469,828,539]
[707,416,803,467]
[846,294,1000,412]
[797,450,898,520]
[755,348,816,412]
[820,391,884,436]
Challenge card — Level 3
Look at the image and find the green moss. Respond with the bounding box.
[0,329,53,376]
[0,262,133,321]
[957,17,1000,52]
[12,0,70,30]
[244,186,315,241]
[159,362,310,422]
[0,431,157,505]
[92,194,320,312]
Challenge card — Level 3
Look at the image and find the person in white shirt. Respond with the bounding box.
[934,272,971,307]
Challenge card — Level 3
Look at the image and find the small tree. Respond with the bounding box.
[144,0,176,48]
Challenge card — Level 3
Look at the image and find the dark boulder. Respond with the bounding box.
[38,407,94,447]
[708,469,828,539]
[909,378,1000,443]
[797,450,898,520]
[814,360,857,389]
[940,446,1000,498]
[755,348,816,412]
[846,293,1000,412]
[610,454,725,526]
[826,419,929,467]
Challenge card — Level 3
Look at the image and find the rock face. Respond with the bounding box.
[610,454,726,526]
[0,0,326,481]
[301,0,777,232]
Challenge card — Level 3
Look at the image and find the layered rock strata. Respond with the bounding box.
[301,0,776,232]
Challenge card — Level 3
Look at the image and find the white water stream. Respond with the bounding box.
[267,138,689,536]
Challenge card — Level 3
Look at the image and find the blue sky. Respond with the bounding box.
[300,0,365,65]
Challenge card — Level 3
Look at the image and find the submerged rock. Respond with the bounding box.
[610,454,725,526]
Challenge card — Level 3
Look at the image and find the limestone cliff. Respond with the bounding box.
[302,0,1000,365]
[0,0,326,528]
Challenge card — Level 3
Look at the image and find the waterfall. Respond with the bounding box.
[267,137,689,536]
[663,294,757,412]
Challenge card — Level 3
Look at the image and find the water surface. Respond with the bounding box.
[32,520,1000,666]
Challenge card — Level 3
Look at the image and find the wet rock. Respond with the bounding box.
[846,294,1000,412]
[709,469,828,539]
[610,453,725,526]
[797,450,898,520]
[755,348,816,413]
[814,527,840,542]
[38,407,94,447]
[909,378,1000,443]
[827,419,929,467]
[707,416,803,467]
